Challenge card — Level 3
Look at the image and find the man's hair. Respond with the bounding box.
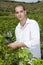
[14,4,26,11]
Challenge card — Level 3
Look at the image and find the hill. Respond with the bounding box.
[0,1,43,13]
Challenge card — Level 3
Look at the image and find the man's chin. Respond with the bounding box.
[18,18,23,21]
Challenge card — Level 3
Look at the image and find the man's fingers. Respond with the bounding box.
[7,43,15,49]
[8,44,12,47]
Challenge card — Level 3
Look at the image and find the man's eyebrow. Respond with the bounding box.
[15,10,23,13]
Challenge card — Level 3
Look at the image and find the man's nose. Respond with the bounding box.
[18,12,21,16]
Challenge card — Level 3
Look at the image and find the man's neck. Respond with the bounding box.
[20,17,27,27]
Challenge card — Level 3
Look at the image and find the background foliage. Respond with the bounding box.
[0,1,43,65]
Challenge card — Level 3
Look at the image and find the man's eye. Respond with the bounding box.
[16,12,19,14]
[15,10,23,14]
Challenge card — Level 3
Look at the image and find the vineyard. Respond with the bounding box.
[0,1,43,65]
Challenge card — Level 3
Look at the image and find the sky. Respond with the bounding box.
[9,0,41,3]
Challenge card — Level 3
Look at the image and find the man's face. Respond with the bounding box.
[15,6,26,21]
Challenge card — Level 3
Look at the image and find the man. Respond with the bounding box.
[8,4,41,58]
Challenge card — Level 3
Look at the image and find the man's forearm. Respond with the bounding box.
[8,42,26,49]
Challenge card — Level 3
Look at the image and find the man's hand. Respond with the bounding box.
[8,42,17,49]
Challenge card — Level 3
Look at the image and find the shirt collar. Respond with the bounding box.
[18,18,30,28]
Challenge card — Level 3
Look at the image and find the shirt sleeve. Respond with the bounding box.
[14,27,17,43]
[15,27,19,43]
[24,20,40,48]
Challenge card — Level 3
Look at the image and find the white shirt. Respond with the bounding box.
[15,18,41,58]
